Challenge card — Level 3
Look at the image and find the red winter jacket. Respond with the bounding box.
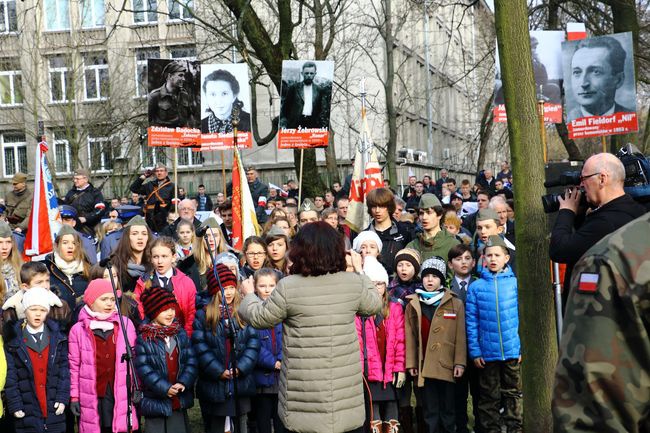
[355,301,406,386]
[135,269,197,337]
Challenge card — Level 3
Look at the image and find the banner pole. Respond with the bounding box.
[173,147,178,214]
[537,93,547,163]
[601,136,607,153]
[298,149,305,204]
[221,150,226,196]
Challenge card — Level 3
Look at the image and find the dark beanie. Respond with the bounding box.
[207,263,238,296]
[394,248,422,275]
[140,286,178,320]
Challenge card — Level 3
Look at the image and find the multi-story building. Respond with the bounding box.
[0,0,496,199]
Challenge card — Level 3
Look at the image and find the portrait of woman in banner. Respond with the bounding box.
[200,67,251,134]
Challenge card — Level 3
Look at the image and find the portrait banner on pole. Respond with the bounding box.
[147,59,201,147]
[562,32,638,139]
[199,63,254,151]
[493,31,564,123]
[278,60,334,149]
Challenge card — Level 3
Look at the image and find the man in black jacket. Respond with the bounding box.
[63,168,105,236]
[130,163,175,233]
[549,152,646,313]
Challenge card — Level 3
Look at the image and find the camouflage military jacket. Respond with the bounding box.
[553,212,650,432]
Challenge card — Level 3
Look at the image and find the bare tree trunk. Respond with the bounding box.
[383,0,398,184]
[476,96,494,171]
[494,2,557,432]
[325,129,340,185]
[554,122,583,160]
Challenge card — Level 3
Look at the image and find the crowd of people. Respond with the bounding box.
[0,160,522,433]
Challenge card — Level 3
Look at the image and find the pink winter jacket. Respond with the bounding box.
[355,301,406,385]
[69,308,139,433]
[134,269,197,337]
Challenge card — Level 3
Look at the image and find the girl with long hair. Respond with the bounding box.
[241,237,268,279]
[264,227,290,277]
[112,216,155,293]
[0,222,22,302]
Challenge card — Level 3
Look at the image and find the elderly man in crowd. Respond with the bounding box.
[5,172,32,232]
[63,168,105,236]
[161,198,202,239]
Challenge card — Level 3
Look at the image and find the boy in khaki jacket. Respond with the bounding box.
[405,256,466,433]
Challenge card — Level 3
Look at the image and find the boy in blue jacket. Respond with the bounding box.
[465,235,522,433]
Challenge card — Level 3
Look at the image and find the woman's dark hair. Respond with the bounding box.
[366,188,396,216]
[202,69,240,95]
[113,224,155,277]
[289,221,346,277]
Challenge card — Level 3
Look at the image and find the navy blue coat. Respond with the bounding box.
[254,323,283,388]
[4,319,70,433]
[191,307,260,406]
[41,254,89,312]
[134,326,198,417]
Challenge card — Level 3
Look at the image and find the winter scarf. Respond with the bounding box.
[139,321,181,341]
[127,261,146,278]
[416,288,445,306]
[54,252,85,277]
[83,305,115,332]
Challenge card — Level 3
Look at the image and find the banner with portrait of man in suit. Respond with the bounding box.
[562,32,638,139]
[278,60,334,149]
[199,63,253,150]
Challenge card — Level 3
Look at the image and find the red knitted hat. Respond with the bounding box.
[207,263,238,296]
[140,285,178,320]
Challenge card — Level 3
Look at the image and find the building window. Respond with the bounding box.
[168,0,192,21]
[53,132,72,174]
[169,45,196,60]
[1,133,26,177]
[80,0,105,28]
[133,0,157,24]
[135,47,160,97]
[0,0,17,33]
[83,52,109,101]
[177,148,202,167]
[140,140,168,168]
[49,56,73,103]
[88,135,113,171]
[0,59,22,106]
[44,0,70,30]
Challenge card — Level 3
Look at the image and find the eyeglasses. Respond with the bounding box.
[579,172,601,182]
[246,251,266,257]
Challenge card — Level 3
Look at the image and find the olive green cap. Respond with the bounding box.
[477,208,500,223]
[419,193,441,209]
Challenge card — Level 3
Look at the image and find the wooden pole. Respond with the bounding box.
[537,97,547,163]
[173,147,178,213]
[221,150,226,196]
[601,135,607,153]
[298,149,305,204]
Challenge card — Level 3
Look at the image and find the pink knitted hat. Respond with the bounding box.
[83,279,121,306]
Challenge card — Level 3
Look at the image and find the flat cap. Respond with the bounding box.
[74,168,90,178]
[12,172,27,184]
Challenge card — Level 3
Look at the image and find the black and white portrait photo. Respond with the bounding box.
[279,60,334,130]
[148,59,201,129]
[200,64,252,134]
[563,32,637,123]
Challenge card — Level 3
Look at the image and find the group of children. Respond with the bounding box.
[0,228,287,433]
[354,234,522,433]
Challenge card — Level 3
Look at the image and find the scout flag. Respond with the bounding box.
[230,147,259,250]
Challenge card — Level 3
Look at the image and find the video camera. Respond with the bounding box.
[542,144,650,213]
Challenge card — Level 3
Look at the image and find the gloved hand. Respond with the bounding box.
[54,402,66,415]
[393,372,406,388]
[70,401,81,417]
[14,410,25,418]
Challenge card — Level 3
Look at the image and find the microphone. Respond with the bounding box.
[195,223,210,238]
[99,253,115,267]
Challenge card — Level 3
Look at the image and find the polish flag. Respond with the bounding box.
[578,273,599,293]
[25,140,61,259]
[268,183,289,197]
[567,23,587,41]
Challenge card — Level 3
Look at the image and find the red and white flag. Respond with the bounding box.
[578,273,599,293]
[25,140,61,259]
[567,23,587,41]
[231,147,260,250]
[268,183,289,198]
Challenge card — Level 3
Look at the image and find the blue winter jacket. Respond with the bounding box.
[191,308,260,406]
[254,323,283,388]
[465,266,520,362]
[134,325,198,417]
[4,319,70,433]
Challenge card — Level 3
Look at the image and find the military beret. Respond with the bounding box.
[12,172,27,184]
[162,61,186,77]
[419,193,441,210]
[57,224,78,240]
[0,221,12,238]
[59,205,78,219]
[74,168,90,178]
[485,235,508,249]
[299,198,316,213]
[477,208,500,223]
[126,215,147,228]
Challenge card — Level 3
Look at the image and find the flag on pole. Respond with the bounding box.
[230,146,260,250]
[25,140,61,259]
[566,23,587,41]
[268,183,289,197]
[345,80,384,233]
